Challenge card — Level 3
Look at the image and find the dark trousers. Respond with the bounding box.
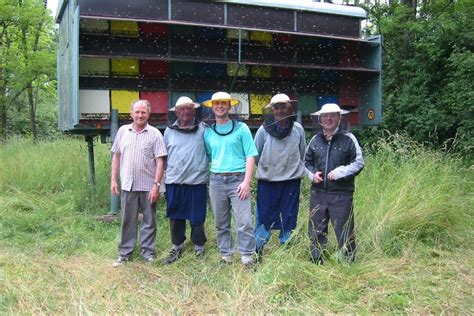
[309,189,356,262]
[170,219,207,247]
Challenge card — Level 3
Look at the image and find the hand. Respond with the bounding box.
[111,180,120,195]
[313,171,324,184]
[327,171,336,181]
[148,185,160,203]
[237,181,251,200]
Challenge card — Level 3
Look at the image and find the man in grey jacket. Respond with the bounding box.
[162,96,209,264]
[305,103,364,264]
[254,94,307,256]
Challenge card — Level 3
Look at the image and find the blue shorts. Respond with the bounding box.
[165,183,207,225]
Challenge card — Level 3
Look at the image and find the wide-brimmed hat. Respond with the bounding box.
[311,103,349,116]
[264,93,297,109]
[169,96,200,111]
[202,92,240,108]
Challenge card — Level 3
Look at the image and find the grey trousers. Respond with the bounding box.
[119,190,157,259]
[309,189,356,262]
[209,173,256,257]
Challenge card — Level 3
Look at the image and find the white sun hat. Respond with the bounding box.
[169,96,200,111]
[311,103,349,116]
[264,93,297,109]
[202,91,240,108]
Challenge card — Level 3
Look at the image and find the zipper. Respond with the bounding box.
[323,139,331,190]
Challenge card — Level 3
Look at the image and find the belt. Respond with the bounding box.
[212,172,244,176]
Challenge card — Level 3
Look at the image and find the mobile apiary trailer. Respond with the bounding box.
[57,0,381,133]
[56,0,381,211]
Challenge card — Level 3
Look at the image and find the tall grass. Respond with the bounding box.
[0,134,472,314]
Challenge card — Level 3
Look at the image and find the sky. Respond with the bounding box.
[47,0,58,17]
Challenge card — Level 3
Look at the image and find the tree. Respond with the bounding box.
[0,0,56,142]
[363,0,474,154]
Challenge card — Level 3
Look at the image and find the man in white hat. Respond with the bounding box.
[254,93,307,257]
[111,99,167,267]
[161,96,209,264]
[305,103,364,264]
[203,91,258,267]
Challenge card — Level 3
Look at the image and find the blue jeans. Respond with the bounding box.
[209,173,256,257]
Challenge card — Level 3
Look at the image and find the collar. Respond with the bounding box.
[320,127,339,141]
[128,123,149,133]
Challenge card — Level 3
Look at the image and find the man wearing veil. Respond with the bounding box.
[254,93,307,257]
[305,103,364,264]
[161,96,209,264]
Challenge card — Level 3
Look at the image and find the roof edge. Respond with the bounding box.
[214,0,367,19]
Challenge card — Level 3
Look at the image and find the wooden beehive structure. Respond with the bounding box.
[57,0,382,136]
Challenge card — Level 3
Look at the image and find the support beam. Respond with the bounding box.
[85,135,96,185]
[110,109,119,215]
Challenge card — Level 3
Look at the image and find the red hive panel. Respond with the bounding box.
[140,60,169,78]
[140,91,169,114]
[139,22,168,37]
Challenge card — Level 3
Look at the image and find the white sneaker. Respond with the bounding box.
[241,255,254,266]
[221,256,233,264]
[112,257,129,267]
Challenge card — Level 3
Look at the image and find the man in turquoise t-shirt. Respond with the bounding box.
[203,92,258,267]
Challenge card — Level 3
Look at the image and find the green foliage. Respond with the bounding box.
[363,0,474,156]
[0,135,472,313]
[0,0,57,141]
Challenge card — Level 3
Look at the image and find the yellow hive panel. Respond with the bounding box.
[80,19,109,34]
[251,65,272,78]
[250,31,272,44]
[226,29,249,40]
[227,64,248,77]
[250,93,272,115]
[111,21,139,37]
[111,90,139,114]
[80,57,109,77]
[111,59,139,77]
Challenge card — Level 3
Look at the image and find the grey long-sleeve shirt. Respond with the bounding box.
[254,122,307,181]
[163,123,209,185]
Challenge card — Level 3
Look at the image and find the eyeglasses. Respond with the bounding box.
[272,103,290,110]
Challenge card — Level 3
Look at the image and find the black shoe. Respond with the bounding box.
[310,256,324,265]
[162,248,183,265]
[195,248,205,258]
[310,249,324,265]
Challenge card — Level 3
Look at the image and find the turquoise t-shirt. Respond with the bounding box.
[204,120,258,173]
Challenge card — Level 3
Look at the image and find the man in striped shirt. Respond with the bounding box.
[111,100,167,267]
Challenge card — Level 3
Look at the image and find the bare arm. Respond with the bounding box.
[110,152,121,195]
[148,156,165,203]
[237,156,256,200]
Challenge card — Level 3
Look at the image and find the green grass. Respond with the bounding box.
[0,135,472,314]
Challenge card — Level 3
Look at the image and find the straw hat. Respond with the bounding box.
[264,93,297,109]
[311,103,349,116]
[202,92,240,108]
[169,96,200,111]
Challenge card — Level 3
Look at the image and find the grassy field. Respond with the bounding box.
[0,135,473,314]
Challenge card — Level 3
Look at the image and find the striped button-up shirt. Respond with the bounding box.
[111,123,167,192]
